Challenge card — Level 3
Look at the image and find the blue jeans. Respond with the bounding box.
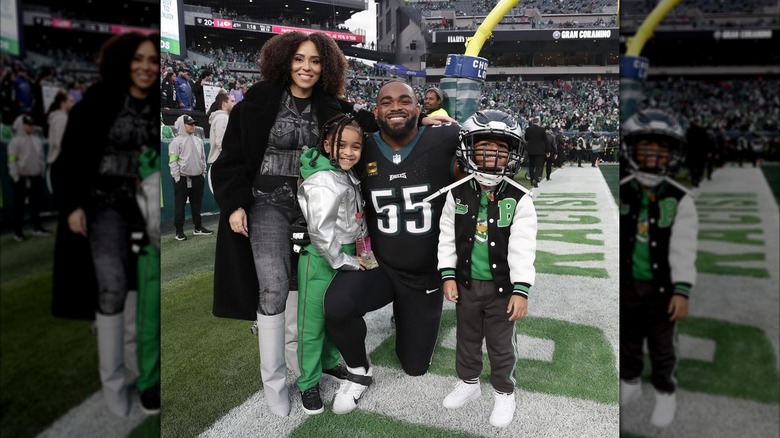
[248,184,299,316]
[90,203,130,315]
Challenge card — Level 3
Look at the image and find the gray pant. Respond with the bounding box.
[248,184,298,316]
[90,203,130,315]
[455,279,517,393]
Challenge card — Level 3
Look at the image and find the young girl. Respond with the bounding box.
[295,113,373,415]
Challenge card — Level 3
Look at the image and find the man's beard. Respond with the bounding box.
[377,113,417,139]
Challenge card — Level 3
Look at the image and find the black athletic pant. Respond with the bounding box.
[527,154,545,183]
[620,280,678,393]
[173,175,205,233]
[324,263,443,376]
[12,175,44,235]
[544,154,554,179]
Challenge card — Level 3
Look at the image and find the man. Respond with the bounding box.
[161,71,177,109]
[193,69,212,113]
[543,125,558,181]
[323,80,461,414]
[576,134,589,167]
[207,92,235,165]
[168,114,211,240]
[175,68,194,110]
[590,132,602,167]
[423,87,449,117]
[7,114,50,241]
[554,126,566,168]
[523,116,548,187]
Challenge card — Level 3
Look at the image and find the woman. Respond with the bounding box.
[51,32,160,417]
[211,31,367,417]
[45,90,74,167]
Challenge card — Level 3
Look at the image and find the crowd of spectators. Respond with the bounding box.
[410,0,615,16]
[1,53,95,126]
[644,78,779,135]
[620,0,777,29]
[643,78,780,164]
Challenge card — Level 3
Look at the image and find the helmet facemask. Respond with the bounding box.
[621,109,686,187]
[458,110,524,187]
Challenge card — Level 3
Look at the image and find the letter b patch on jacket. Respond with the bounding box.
[498,199,517,227]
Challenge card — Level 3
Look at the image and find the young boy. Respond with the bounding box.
[437,109,537,428]
[619,108,698,428]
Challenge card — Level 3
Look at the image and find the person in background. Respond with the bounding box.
[523,115,548,188]
[161,71,177,109]
[7,113,50,241]
[176,67,194,110]
[168,114,212,241]
[423,87,449,117]
[543,125,558,180]
[45,90,74,166]
[206,91,235,166]
[193,69,212,113]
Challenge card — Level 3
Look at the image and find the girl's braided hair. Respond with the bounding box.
[310,113,364,167]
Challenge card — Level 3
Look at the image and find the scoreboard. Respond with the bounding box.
[193,16,364,43]
[32,16,156,35]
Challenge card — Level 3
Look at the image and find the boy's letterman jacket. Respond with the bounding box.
[438,178,537,298]
[619,175,698,297]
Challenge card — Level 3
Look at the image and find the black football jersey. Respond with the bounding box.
[360,124,459,289]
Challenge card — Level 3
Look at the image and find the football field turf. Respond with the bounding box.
[3,163,777,437]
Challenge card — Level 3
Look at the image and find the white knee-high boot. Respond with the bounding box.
[284,290,300,378]
[257,312,290,417]
[95,312,130,417]
[123,290,139,382]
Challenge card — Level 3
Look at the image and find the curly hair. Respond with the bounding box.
[98,32,160,91]
[309,113,363,167]
[259,32,347,97]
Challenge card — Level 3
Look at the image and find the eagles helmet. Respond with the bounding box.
[621,108,686,187]
[458,110,524,187]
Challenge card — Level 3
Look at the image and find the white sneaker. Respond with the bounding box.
[332,365,373,414]
[442,380,481,409]
[650,391,676,428]
[489,391,515,428]
[620,379,643,406]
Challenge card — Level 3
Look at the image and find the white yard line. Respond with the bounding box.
[35,391,149,438]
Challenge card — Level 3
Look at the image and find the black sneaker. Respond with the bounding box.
[32,227,52,236]
[301,385,324,415]
[193,227,213,236]
[175,232,187,241]
[140,383,160,415]
[322,363,348,384]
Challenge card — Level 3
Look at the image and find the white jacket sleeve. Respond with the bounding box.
[669,192,698,295]
[509,193,538,290]
[437,191,457,276]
